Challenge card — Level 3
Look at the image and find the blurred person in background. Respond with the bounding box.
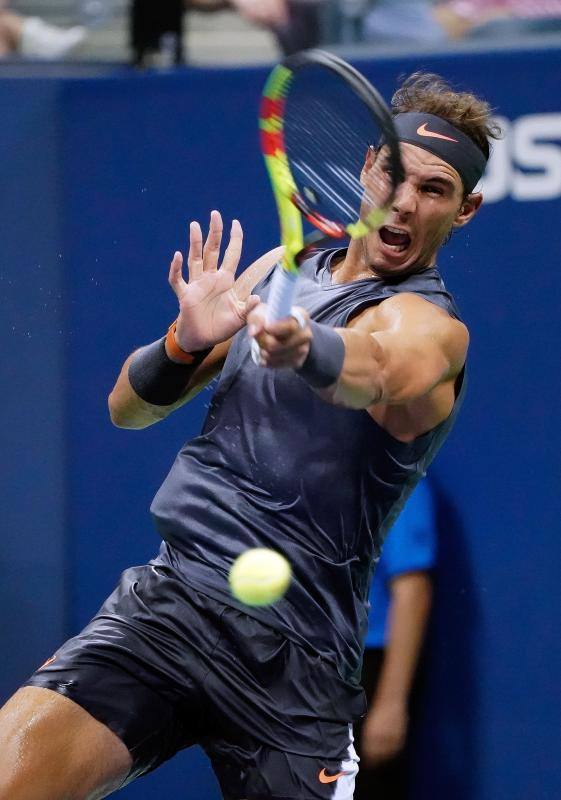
[363,0,446,46]
[131,0,184,66]
[188,0,322,55]
[131,0,321,64]
[354,479,436,800]
[0,0,85,59]
[434,0,561,39]
[358,0,561,48]
[223,0,322,54]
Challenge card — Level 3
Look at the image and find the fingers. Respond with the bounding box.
[248,305,311,368]
[243,294,261,319]
[221,219,243,275]
[247,304,268,339]
[168,250,187,297]
[187,221,203,281]
[186,212,243,281]
[202,209,223,272]
[247,306,308,338]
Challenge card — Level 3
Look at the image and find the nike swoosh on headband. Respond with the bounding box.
[416,122,458,143]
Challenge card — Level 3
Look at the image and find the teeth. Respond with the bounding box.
[385,225,408,235]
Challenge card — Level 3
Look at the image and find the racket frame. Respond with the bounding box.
[257,49,403,337]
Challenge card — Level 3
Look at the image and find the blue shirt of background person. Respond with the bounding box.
[366,479,437,649]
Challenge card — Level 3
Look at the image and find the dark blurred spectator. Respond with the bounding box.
[222,0,322,53]
[276,1,322,54]
[131,0,184,66]
[354,479,436,799]
[131,0,321,63]
[190,0,322,55]
[0,1,85,59]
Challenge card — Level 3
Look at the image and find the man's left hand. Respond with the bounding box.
[247,303,311,368]
[360,699,409,767]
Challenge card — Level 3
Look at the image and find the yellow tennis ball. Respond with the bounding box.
[229,548,292,607]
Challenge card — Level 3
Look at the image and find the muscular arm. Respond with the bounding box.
[361,571,433,764]
[324,293,468,410]
[108,245,283,430]
[248,290,468,432]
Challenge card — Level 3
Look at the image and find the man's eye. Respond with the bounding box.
[423,184,443,195]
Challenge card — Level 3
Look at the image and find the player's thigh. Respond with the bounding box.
[0,685,132,800]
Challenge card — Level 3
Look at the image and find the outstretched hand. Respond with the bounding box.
[169,210,260,353]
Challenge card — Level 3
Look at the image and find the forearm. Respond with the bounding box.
[108,351,180,430]
[307,320,455,411]
[295,325,387,409]
[320,327,386,409]
[373,573,432,705]
[250,295,460,408]
[108,339,226,429]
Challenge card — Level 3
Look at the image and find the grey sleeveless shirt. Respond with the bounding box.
[151,248,466,682]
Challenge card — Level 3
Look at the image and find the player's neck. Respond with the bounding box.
[332,240,435,284]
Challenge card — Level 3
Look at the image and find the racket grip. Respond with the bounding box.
[250,266,298,365]
[266,266,298,322]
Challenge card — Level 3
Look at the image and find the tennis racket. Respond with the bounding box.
[256,49,403,336]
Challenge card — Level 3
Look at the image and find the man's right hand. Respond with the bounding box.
[169,210,260,354]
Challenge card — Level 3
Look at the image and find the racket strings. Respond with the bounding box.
[283,72,391,230]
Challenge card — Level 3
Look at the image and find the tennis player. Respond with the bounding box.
[0,73,499,800]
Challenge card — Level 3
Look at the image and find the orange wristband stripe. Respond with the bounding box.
[165,321,196,365]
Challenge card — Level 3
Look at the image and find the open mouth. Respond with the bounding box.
[379,225,411,253]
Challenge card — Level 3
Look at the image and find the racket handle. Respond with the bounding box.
[266,266,298,322]
[250,266,298,365]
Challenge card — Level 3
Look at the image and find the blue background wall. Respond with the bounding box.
[1,47,560,799]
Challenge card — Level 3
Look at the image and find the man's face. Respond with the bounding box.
[360,142,478,276]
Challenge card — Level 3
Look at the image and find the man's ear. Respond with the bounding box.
[360,145,377,183]
[453,192,483,229]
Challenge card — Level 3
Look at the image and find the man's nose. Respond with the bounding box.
[392,181,416,215]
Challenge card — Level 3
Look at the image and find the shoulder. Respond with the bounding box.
[371,292,468,336]
[234,246,284,298]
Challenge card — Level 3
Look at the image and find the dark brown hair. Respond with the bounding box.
[391,72,502,158]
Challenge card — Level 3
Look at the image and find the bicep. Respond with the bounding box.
[354,295,468,404]
[370,324,453,403]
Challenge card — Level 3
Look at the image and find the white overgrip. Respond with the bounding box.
[266,266,298,322]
